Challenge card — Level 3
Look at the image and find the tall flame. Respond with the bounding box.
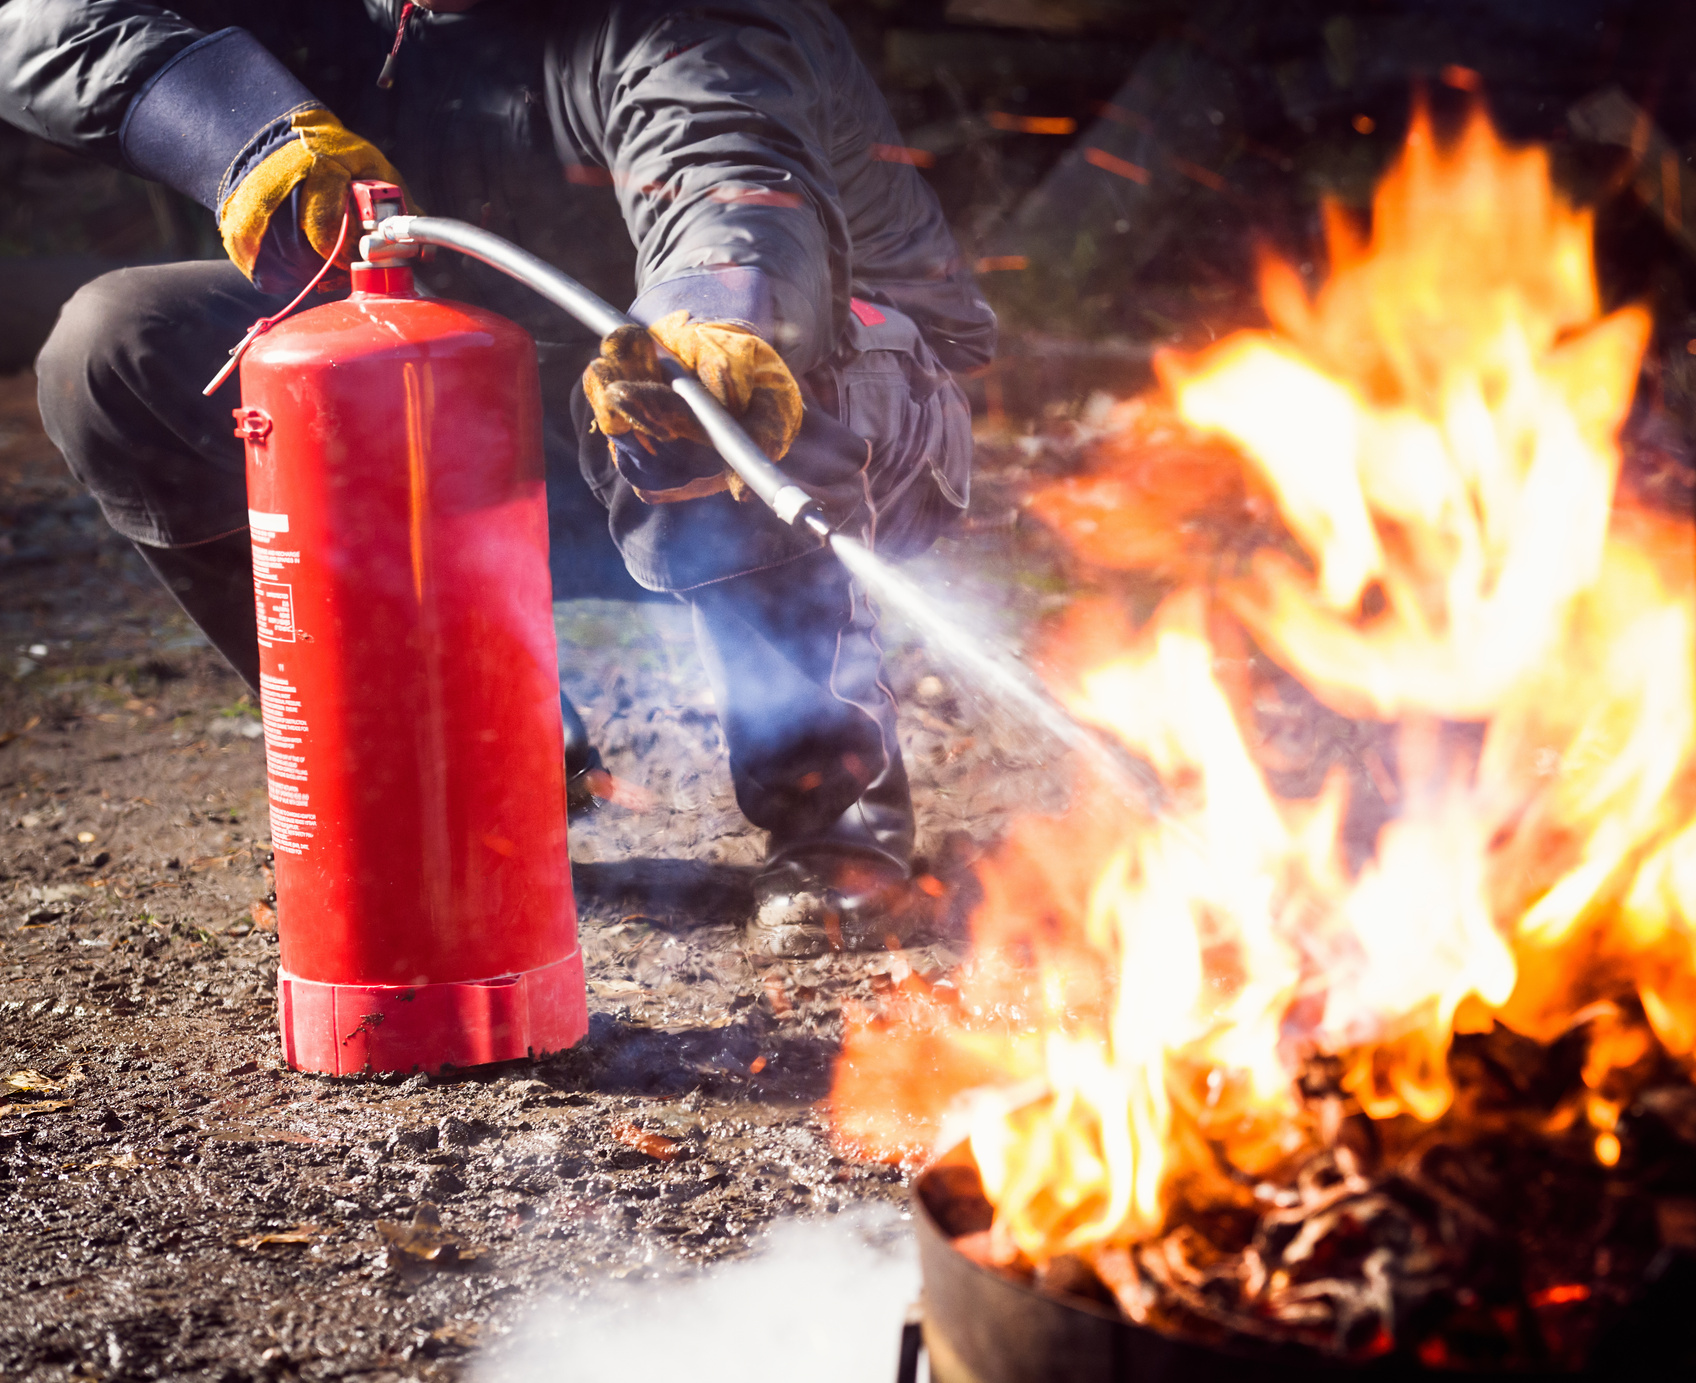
[832,105,1696,1268]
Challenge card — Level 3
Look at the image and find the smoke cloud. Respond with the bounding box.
[484,1206,919,1383]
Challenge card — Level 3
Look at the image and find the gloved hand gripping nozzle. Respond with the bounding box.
[362,213,833,541]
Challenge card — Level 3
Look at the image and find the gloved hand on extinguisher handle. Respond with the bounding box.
[120,28,407,296]
[581,268,804,505]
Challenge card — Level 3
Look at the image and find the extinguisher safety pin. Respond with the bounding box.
[203,207,354,397]
[203,320,270,397]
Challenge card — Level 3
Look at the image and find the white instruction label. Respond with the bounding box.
[248,509,290,540]
[254,580,296,644]
[251,544,300,581]
[251,533,301,647]
[260,671,315,855]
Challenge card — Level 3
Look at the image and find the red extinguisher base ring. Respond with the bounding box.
[276,950,588,1076]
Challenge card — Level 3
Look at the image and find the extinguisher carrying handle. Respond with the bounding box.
[367,214,832,540]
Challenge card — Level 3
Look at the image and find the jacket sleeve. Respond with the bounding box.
[834,57,997,376]
[0,0,323,224]
[560,3,851,376]
[0,0,203,162]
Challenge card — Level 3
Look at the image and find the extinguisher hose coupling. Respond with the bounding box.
[374,213,419,243]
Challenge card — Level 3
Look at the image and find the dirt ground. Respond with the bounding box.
[0,367,1087,1382]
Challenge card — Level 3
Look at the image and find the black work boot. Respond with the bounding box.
[560,689,605,818]
[688,549,931,957]
[750,746,928,957]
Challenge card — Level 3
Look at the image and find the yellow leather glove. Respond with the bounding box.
[218,109,407,280]
[582,311,804,501]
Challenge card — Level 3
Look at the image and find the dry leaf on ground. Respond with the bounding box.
[588,978,640,996]
[88,1151,148,1170]
[376,1203,484,1264]
[238,1224,320,1248]
[610,1119,681,1161]
[0,1098,74,1116]
[584,767,658,812]
[429,1321,482,1349]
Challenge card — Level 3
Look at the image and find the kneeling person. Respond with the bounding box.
[2,0,996,955]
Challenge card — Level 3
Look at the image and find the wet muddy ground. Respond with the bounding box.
[0,368,1085,1382]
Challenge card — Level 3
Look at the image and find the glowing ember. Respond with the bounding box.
[833,99,1696,1314]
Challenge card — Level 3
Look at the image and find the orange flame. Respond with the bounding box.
[832,104,1696,1267]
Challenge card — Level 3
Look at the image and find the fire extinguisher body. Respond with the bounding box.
[237,263,585,1074]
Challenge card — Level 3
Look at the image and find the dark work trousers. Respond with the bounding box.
[34,260,943,869]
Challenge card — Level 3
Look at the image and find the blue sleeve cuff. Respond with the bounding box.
[118,27,318,212]
[630,266,778,341]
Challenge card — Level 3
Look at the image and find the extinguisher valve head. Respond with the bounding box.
[359,209,429,268]
[350,180,408,233]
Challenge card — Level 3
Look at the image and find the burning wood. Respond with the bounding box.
[920,1011,1696,1368]
[835,97,1696,1372]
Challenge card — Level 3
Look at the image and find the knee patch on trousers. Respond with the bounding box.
[33,272,134,442]
[35,265,213,458]
[33,260,268,548]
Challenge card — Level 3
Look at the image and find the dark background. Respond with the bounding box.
[5,0,1696,421]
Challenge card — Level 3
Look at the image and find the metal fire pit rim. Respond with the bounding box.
[911,1159,1123,1327]
[905,1155,1656,1383]
[909,1156,1372,1380]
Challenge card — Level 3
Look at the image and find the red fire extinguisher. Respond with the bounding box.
[233,183,586,1075]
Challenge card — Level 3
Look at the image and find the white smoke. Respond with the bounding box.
[485,1207,920,1383]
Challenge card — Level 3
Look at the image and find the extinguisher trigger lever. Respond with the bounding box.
[351,180,407,233]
